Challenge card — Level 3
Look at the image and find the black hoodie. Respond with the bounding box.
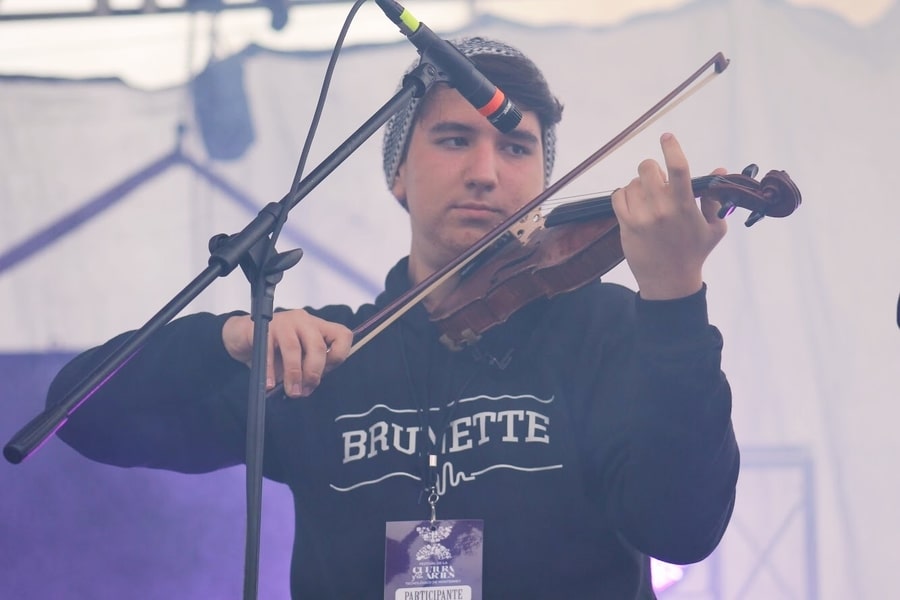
[48,257,739,599]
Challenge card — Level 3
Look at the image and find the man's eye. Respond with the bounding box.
[505,144,531,156]
[438,137,468,148]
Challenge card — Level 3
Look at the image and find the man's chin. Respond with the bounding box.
[455,225,500,248]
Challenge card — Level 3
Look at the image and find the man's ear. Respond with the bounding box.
[390,163,408,210]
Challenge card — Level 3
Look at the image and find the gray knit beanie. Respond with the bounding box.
[382,36,557,193]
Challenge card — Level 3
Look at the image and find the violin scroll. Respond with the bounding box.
[706,164,802,227]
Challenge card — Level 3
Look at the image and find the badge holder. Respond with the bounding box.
[384,454,484,599]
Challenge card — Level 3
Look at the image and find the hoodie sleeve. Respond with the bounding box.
[582,284,740,564]
[46,311,251,473]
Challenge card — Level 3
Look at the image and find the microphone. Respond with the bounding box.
[375,0,523,133]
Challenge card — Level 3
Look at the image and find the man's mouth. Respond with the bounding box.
[451,203,503,217]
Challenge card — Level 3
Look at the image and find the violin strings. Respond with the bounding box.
[539,190,616,211]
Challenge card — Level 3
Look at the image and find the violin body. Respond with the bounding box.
[431,215,623,350]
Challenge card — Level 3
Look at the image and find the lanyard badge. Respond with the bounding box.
[386,342,485,598]
[384,517,484,600]
[384,449,483,598]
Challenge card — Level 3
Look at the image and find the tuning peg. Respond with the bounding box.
[742,164,759,178]
[717,199,736,219]
[744,211,766,227]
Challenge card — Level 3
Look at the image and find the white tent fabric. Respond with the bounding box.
[1,0,898,598]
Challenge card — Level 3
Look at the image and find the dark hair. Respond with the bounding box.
[413,53,563,137]
[466,52,564,133]
[382,38,564,191]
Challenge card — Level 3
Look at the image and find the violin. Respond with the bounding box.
[429,164,801,349]
[343,52,801,355]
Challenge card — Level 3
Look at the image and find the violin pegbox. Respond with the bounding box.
[708,164,802,227]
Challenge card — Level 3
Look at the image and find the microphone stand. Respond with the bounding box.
[4,61,441,600]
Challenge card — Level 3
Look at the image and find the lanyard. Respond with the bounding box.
[398,325,483,523]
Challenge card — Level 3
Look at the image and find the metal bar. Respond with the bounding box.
[0,1,321,23]
[0,0,458,22]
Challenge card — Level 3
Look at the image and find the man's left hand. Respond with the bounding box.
[610,132,728,300]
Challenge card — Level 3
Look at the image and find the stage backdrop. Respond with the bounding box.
[2,1,899,598]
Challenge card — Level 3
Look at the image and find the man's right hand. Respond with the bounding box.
[222,310,353,397]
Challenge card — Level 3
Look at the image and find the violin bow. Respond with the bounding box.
[346,52,731,356]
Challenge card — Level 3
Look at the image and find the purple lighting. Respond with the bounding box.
[651,558,685,593]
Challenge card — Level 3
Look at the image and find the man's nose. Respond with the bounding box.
[464,140,499,191]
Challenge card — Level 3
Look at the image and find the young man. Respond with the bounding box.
[48,38,739,598]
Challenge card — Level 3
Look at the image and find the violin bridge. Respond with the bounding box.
[509,207,544,242]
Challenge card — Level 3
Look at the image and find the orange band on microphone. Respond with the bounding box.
[477,89,505,117]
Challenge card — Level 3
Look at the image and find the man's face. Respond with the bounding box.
[391,86,545,283]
